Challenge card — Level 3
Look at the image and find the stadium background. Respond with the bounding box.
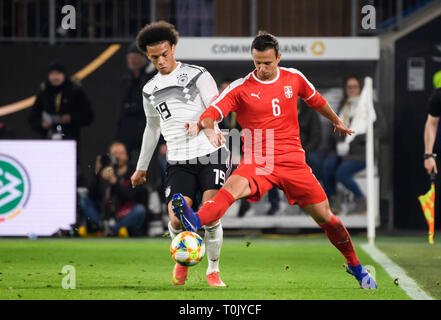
[2,0,441,233]
[1,0,441,302]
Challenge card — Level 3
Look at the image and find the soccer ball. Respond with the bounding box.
[170,231,205,267]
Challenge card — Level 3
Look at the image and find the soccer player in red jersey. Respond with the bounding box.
[172,31,377,289]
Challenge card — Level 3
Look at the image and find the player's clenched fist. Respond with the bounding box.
[204,128,226,148]
[131,170,147,188]
[185,122,201,136]
[425,157,438,175]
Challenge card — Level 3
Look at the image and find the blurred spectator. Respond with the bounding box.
[115,43,165,224]
[28,62,93,149]
[265,187,280,216]
[116,43,163,195]
[79,141,147,237]
[322,77,367,214]
[298,99,323,180]
[219,79,231,93]
[115,42,156,161]
[0,122,15,139]
[218,79,238,131]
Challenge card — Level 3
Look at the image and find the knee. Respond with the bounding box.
[132,204,146,219]
[79,195,89,208]
[206,219,220,227]
[305,200,333,225]
[321,207,334,224]
[335,162,348,181]
[336,164,350,182]
[316,211,333,226]
[79,198,86,211]
[168,202,182,229]
[307,152,321,166]
[223,176,250,199]
[316,201,333,225]
[134,204,146,214]
[322,158,335,176]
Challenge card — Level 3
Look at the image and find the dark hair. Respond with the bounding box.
[109,140,127,152]
[338,76,363,112]
[251,31,279,57]
[126,41,143,56]
[48,61,66,74]
[136,21,179,53]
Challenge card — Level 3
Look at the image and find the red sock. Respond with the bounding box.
[197,189,235,226]
[320,214,360,267]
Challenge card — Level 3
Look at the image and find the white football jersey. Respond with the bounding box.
[142,62,222,161]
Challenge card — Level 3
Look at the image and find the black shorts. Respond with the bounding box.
[164,147,232,204]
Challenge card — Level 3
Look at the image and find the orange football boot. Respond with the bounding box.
[206,271,226,287]
[172,263,189,285]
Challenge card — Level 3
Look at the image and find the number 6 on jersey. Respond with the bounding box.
[272,98,281,116]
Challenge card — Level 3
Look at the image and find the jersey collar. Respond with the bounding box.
[251,67,280,84]
[158,61,182,78]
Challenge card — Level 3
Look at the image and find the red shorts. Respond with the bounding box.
[232,155,327,208]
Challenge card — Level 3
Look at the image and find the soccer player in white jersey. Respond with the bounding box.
[130,21,230,287]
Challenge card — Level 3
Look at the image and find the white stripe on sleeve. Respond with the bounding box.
[280,67,317,101]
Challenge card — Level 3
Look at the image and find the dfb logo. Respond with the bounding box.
[0,154,30,223]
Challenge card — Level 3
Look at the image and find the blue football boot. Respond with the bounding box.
[345,264,378,289]
[171,193,201,232]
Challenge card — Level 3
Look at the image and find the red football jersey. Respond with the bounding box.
[206,67,327,160]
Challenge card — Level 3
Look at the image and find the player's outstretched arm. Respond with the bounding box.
[316,103,354,137]
[185,106,226,147]
[200,117,226,147]
[185,117,214,136]
[132,116,161,188]
[185,122,201,136]
[424,114,440,174]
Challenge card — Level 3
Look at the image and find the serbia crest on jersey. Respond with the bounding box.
[284,86,293,99]
[283,86,293,99]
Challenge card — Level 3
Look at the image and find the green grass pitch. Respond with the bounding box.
[0,236,416,300]
[377,236,441,300]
